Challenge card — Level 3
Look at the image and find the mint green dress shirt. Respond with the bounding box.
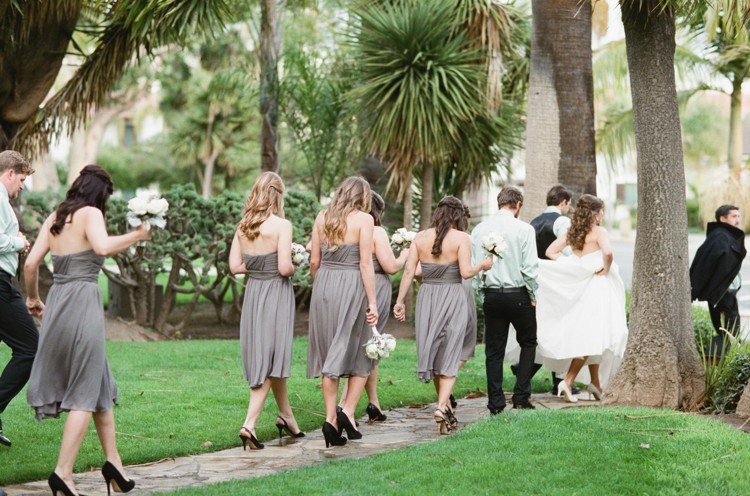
[0,182,24,276]
[470,209,540,300]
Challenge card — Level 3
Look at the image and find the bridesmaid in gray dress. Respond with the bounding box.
[307,177,378,447]
[228,172,303,451]
[338,192,409,422]
[394,196,491,435]
[24,165,149,496]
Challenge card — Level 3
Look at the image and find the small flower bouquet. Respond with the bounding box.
[481,232,508,259]
[126,192,169,231]
[291,242,310,268]
[364,326,397,359]
[390,227,417,250]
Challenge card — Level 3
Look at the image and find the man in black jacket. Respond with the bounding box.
[690,204,746,353]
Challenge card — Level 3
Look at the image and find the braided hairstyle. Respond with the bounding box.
[566,194,604,251]
[431,196,465,256]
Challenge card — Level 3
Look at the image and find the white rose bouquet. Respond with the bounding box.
[481,232,508,259]
[291,242,310,268]
[127,192,169,231]
[363,326,397,359]
[390,227,417,251]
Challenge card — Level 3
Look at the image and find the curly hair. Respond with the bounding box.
[566,194,604,251]
[51,165,113,236]
[431,196,465,256]
[322,177,372,249]
[238,172,285,240]
[370,191,385,227]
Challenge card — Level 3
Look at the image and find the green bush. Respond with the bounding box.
[705,343,750,413]
[686,197,702,229]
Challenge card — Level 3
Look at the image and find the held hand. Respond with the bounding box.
[366,303,378,326]
[481,256,493,271]
[17,232,30,254]
[594,267,609,276]
[26,297,45,317]
[530,300,536,307]
[393,302,406,322]
[134,223,152,241]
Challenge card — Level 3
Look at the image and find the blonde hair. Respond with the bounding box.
[238,172,285,240]
[322,177,372,249]
[567,194,603,251]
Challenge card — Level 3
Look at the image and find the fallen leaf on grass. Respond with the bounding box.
[639,443,650,449]
[407,403,429,409]
[465,390,487,399]
[202,441,213,447]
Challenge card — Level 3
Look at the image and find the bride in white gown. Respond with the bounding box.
[536,195,628,402]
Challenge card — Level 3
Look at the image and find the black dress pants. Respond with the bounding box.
[709,289,740,354]
[0,272,38,414]
[483,290,537,410]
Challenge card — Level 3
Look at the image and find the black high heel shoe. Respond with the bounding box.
[239,426,264,451]
[336,410,362,440]
[434,409,452,435]
[445,406,458,429]
[101,461,136,495]
[322,421,347,448]
[276,416,306,440]
[449,394,458,409]
[366,403,387,422]
[49,471,86,496]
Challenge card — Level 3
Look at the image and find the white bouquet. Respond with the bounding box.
[390,227,417,250]
[363,326,397,359]
[291,242,310,268]
[481,232,508,259]
[126,192,169,231]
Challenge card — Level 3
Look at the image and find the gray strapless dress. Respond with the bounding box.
[461,278,477,361]
[27,250,117,419]
[415,263,468,382]
[307,244,374,379]
[240,252,295,388]
[373,257,392,332]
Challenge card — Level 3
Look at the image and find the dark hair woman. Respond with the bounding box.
[24,165,150,496]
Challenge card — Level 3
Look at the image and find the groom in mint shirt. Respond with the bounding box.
[0,150,38,448]
[471,186,539,413]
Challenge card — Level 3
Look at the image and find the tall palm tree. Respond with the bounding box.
[348,0,526,226]
[0,1,230,157]
[522,0,597,221]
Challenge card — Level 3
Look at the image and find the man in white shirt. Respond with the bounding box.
[0,150,38,448]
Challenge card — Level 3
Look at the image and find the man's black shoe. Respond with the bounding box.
[510,363,519,376]
[513,402,536,410]
[489,406,506,415]
[0,418,11,447]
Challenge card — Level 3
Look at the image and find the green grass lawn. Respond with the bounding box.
[0,339,545,484]
[157,407,750,496]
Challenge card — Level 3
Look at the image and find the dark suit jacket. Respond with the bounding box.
[690,222,746,306]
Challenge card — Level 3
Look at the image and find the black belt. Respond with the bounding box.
[484,287,525,294]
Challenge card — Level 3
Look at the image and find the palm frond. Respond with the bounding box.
[9,0,231,157]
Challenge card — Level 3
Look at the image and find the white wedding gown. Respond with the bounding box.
[534,250,629,388]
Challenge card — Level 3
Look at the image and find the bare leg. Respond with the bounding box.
[338,378,349,408]
[341,375,368,429]
[364,364,380,408]
[270,377,301,433]
[564,357,589,388]
[55,409,93,494]
[322,376,340,427]
[93,410,125,473]
[435,375,456,411]
[242,379,272,437]
[587,364,601,391]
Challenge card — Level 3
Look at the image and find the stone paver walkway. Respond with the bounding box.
[5,392,599,495]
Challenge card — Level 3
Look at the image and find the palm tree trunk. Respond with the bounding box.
[728,76,743,175]
[604,3,704,409]
[259,0,280,173]
[523,0,596,221]
[420,162,434,228]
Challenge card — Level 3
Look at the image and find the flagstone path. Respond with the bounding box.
[5,392,599,496]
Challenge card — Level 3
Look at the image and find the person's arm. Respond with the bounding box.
[358,213,378,326]
[545,234,568,260]
[458,233,492,278]
[228,232,247,275]
[393,236,421,322]
[374,227,408,274]
[276,219,295,277]
[24,216,52,316]
[0,204,26,254]
[84,207,150,256]
[521,226,540,302]
[310,212,324,280]
[595,227,613,276]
